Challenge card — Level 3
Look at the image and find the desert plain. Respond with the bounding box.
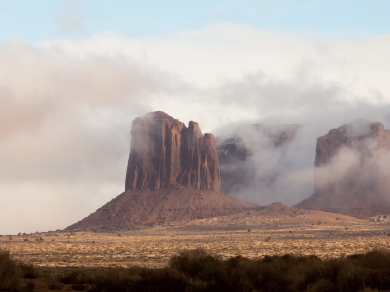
[2,204,390,272]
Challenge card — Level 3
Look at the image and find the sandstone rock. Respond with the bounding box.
[125,111,221,191]
[66,111,259,230]
[295,119,390,218]
[314,119,390,169]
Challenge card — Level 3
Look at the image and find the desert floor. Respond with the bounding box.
[2,208,390,271]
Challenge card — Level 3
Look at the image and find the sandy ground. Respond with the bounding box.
[2,209,390,270]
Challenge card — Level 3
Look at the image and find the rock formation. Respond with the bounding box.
[216,124,300,195]
[66,111,259,230]
[295,119,390,218]
[125,111,220,191]
[66,187,259,229]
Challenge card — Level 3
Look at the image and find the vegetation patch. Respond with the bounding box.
[0,248,41,291]
[5,247,390,291]
[55,248,390,292]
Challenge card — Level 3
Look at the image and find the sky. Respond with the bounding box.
[1,0,390,234]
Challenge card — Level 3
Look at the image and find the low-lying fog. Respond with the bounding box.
[1,26,390,234]
[214,116,390,206]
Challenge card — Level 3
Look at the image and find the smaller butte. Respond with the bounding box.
[295,119,390,218]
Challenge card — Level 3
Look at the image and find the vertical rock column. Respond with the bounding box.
[125,111,221,191]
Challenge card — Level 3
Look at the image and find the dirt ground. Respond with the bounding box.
[2,208,390,271]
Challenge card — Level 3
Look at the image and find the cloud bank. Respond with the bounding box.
[1,24,390,234]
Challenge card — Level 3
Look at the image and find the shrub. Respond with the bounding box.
[88,267,187,292]
[26,281,35,292]
[47,282,63,290]
[4,248,390,292]
[89,267,143,292]
[169,248,221,278]
[71,283,87,291]
[19,262,41,279]
[59,269,95,284]
[0,249,21,292]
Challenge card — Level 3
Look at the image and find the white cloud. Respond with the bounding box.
[40,24,390,101]
[57,0,86,34]
[1,24,390,234]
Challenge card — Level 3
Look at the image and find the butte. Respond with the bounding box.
[295,119,390,218]
[66,111,259,230]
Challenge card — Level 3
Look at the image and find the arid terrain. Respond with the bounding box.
[2,205,390,271]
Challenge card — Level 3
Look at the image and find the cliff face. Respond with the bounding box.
[314,120,390,167]
[125,111,221,191]
[314,119,390,195]
[315,120,390,169]
[295,119,390,218]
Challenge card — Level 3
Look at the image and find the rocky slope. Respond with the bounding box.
[67,111,259,230]
[67,187,260,229]
[295,119,390,218]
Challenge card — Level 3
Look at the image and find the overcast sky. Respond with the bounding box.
[1,0,390,234]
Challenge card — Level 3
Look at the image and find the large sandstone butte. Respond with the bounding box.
[216,124,300,195]
[126,111,221,191]
[295,119,390,218]
[67,111,259,230]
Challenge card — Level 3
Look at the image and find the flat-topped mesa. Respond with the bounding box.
[315,119,390,169]
[125,111,221,191]
[314,119,390,194]
[294,119,390,218]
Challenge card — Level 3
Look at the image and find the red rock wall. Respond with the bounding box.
[125,111,221,191]
[314,119,390,195]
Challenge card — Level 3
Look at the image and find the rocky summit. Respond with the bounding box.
[295,119,390,218]
[67,111,259,230]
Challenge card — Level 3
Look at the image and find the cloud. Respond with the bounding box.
[38,24,390,133]
[37,24,390,91]
[1,24,390,233]
[60,16,84,33]
[312,135,390,206]
[211,1,282,18]
[0,39,168,234]
[217,124,316,206]
[57,0,86,33]
[217,116,390,208]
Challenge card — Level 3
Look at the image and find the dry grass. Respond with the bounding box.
[1,209,390,270]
